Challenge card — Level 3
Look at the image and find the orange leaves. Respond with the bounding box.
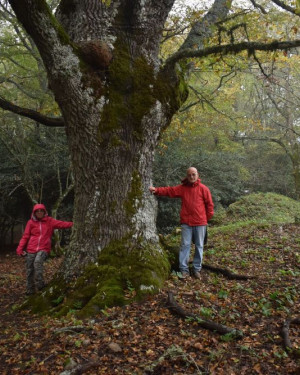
[1,223,300,373]
[193,342,204,350]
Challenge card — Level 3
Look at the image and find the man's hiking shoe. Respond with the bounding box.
[179,272,190,280]
[194,271,201,280]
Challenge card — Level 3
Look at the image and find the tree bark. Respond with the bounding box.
[281,317,300,357]
[4,0,239,316]
[8,0,189,315]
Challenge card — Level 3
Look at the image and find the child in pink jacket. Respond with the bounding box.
[16,203,73,294]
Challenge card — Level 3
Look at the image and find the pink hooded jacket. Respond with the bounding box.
[16,203,73,255]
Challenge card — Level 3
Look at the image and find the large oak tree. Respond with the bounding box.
[1,0,300,316]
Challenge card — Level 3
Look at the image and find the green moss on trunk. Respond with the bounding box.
[23,237,169,318]
[123,170,143,217]
[98,39,156,142]
[154,63,189,117]
[97,38,189,144]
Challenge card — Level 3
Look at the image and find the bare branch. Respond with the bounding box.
[249,0,267,14]
[233,133,290,156]
[0,54,34,72]
[0,77,42,100]
[0,96,64,127]
[180,84,237,125]
[161,25,190,44]
[165,40,300,68]
[270,0,298,16]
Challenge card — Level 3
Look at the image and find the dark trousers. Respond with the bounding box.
[26,251,48,293]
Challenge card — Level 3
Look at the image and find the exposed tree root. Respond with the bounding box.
[60,361,101,375]
[166,291,243,338]
[281,317,300,357]
[54,326,91,335]
[202,263,256,280]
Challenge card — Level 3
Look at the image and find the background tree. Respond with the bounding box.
[0,0,300,315]
[0,4,73,249]
[153,2,300,232]
[233,51,300,198]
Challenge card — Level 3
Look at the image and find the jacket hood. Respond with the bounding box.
[32,203,48,220]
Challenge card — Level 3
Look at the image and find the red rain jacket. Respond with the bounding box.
[16,203,73,255]
[154,178,214,226]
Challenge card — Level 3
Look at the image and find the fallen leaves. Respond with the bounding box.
[0,224,299,374]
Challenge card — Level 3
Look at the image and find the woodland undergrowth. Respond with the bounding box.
[0,219,299,374]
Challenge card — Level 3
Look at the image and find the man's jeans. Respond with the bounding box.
[179,224,206,273]
[26,251,48,293]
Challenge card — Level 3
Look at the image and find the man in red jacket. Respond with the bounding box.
[16,203,73,294]
[149,167,214,280]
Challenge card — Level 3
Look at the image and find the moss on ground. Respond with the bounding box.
[221,192,300,225]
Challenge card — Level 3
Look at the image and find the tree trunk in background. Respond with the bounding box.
[290,145,300,200]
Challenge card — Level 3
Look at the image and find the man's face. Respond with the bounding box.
[187,168,198,184]
[35,209,45,219]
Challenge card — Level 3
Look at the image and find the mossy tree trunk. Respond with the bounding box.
[7,0,232,316]
[7,0,187,315]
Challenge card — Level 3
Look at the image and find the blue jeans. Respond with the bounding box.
[179,224,206,273]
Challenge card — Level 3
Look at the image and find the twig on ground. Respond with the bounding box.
[203,263,256,280]
[166,291,243,338]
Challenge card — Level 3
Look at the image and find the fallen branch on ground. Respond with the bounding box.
[166,291,243,338]
[203,263,255,280]
[281,317,300,357]
[54,326,91,335]
[60,361,101,375]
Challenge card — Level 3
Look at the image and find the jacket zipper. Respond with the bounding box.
[37,222,42,251]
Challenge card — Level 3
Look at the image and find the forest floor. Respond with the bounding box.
[0,223,299,375]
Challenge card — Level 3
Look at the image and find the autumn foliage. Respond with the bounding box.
[1,221,299,374]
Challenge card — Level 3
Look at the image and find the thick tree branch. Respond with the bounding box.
[0,96,64,127]
[179,0,231,51]
[165,40,300,68]
[8,0,67,48]
[270,0,299,16]
[249,0,267,14]
[7,0,77,86]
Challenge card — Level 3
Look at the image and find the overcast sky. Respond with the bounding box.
[175,0,248,8]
